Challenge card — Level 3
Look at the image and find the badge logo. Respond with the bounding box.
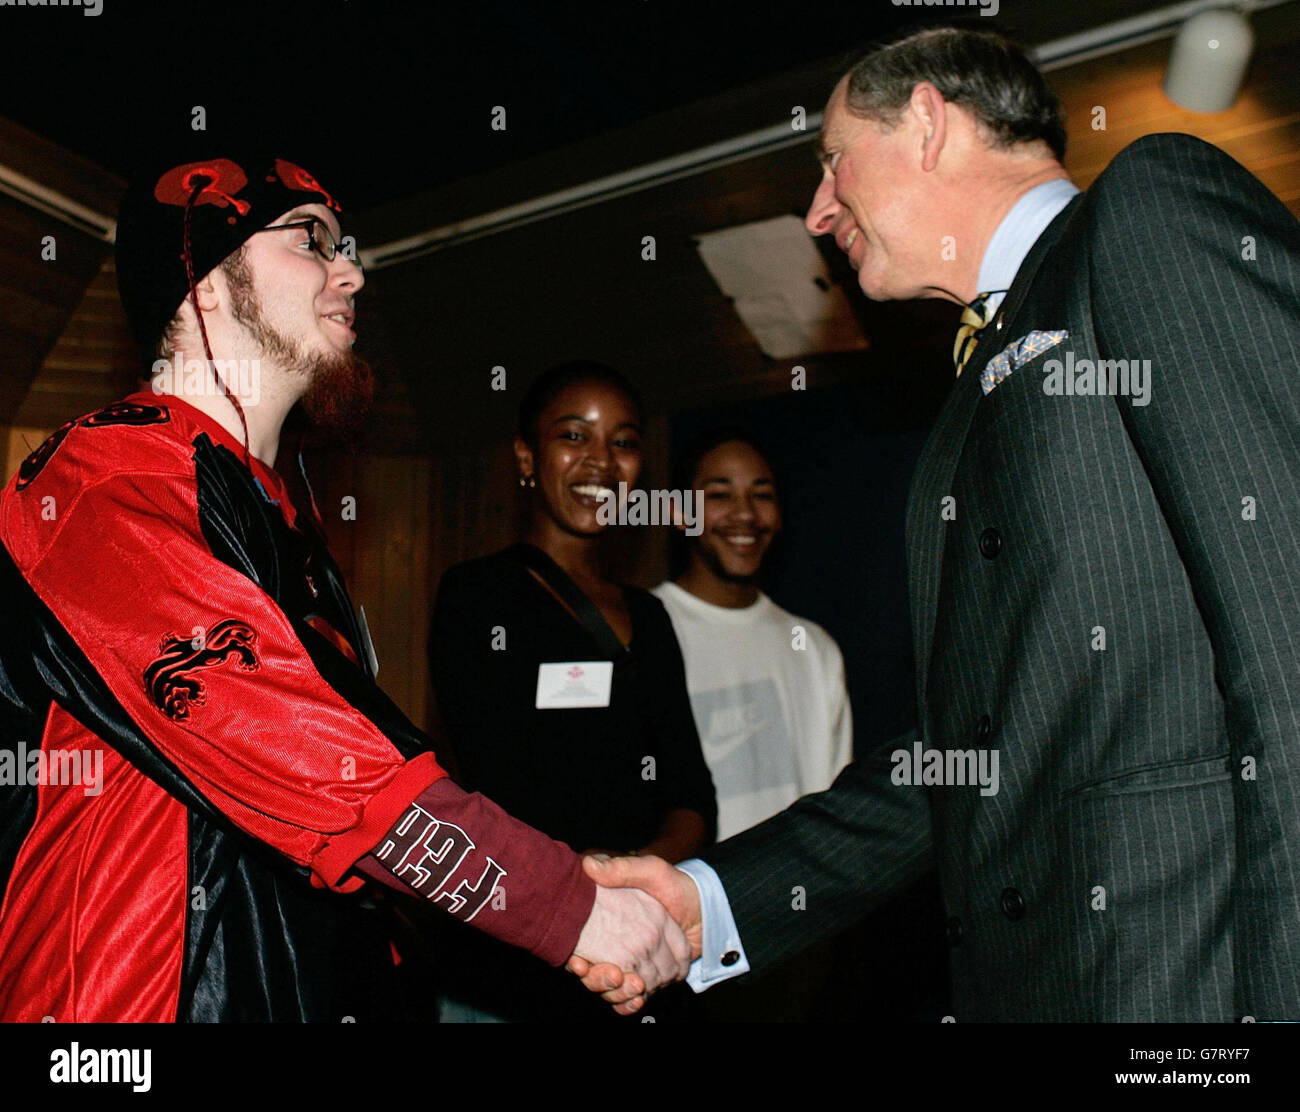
[145,619,259,721]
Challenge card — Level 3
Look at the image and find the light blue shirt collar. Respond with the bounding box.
[976,177,1080,314]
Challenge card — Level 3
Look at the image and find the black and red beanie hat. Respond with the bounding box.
[114,155,343,357]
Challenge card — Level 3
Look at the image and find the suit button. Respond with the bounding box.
[979,527,1002,559]
[721,950,740,967]
[946,916,963,946]
[975,714,992,743]
[1000,887,1026,921]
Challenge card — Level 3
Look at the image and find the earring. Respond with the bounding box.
[519,474,535,489]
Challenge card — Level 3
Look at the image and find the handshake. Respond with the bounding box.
[566,854,704,1015]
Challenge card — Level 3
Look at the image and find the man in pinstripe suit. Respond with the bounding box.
[570,26,1300,1021]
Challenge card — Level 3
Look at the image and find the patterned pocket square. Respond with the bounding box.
[981,330,1069,395]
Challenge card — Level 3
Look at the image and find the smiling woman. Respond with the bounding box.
[426,360,717,1023]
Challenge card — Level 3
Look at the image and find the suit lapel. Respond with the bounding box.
[906,195,1086,726]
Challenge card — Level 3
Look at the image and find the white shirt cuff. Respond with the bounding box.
[675,859,750,992]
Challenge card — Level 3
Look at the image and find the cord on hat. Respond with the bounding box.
[180,173,253,470]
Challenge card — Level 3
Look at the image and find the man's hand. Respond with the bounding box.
[570,877,691,1015]
[567,855,703,1014]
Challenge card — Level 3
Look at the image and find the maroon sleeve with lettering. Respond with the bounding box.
[354,777,596,967]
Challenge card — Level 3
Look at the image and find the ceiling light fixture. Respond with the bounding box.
[1164,7,1256,111]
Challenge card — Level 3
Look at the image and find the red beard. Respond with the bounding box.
[221,247,375,446]
[300,350,375,445]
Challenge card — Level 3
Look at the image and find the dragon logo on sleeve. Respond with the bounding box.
[145,619,260,721]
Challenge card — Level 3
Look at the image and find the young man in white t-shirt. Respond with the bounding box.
[653,430,852,843]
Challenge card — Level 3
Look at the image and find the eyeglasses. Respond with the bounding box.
[252,218,355,265]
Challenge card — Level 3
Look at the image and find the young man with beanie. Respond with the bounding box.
[0,156,686,1021]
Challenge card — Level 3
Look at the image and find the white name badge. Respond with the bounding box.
[535,661,613,709]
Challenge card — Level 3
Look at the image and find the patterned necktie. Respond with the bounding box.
[953,291,996,377]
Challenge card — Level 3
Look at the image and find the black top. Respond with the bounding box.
[426,544,716,1020]
[430,545,716,852]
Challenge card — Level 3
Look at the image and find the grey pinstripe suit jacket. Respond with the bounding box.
[705,134,1300,1021]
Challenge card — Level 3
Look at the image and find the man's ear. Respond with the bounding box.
[170,275,219,337]
[910,81,949,173]
[186,270,223,315]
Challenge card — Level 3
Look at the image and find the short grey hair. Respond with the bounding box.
[843,27,1067,161]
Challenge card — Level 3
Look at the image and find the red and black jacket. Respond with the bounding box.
[0,392,592,1021]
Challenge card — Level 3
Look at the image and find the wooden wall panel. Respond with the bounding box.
[313,451,436,733]
[1052,5,1300,215]
[0,194,112,424]
[12,257,141,430]
[2,426,53,485]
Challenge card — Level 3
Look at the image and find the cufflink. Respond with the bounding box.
[721,950,740,967]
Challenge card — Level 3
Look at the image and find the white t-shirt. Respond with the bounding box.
[652,580,853,841]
